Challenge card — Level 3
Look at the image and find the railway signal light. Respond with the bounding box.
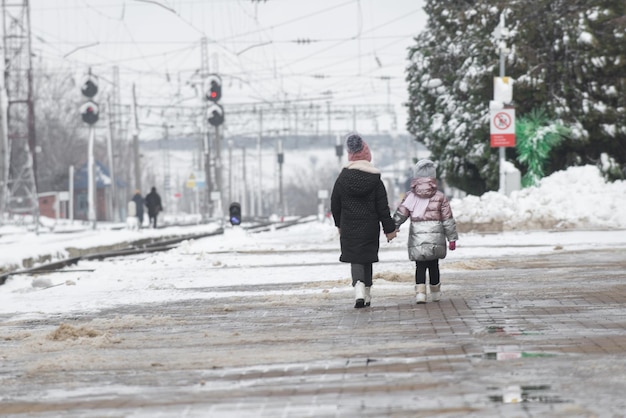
[80,101,99,125]
[80,72,99,125]
[205,75,222,102]
[229,202,242,226]
[207,103,224,127]
[81,76,98,98]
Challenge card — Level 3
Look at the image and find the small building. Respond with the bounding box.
[38,191,71,219]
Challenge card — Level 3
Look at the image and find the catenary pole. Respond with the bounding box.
[132,84,141,193]
[498,14,506,194]
[87,125,96,228]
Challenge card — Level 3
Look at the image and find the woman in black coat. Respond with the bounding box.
[331,133,397,308]
[144,187,162,228]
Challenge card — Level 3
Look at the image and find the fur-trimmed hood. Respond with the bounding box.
[346,160,380,174]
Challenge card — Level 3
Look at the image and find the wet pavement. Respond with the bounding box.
[1,246,626,417]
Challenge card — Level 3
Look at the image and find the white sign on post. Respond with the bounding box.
[494,77,513,103]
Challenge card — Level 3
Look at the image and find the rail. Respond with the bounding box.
[0,216,316,285]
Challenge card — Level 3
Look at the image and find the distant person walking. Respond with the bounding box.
[393,159,458,303]
[331,132,397,308]
[131,190,145,229]
[145,186,163,228]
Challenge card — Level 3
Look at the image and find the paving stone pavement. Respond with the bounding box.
[1,247,626,417]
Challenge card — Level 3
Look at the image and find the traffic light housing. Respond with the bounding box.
[207,104,224,127]
[229,202,242,226]
[80,101,99,125]
[81,76,98,98]
[207,79,221,102]
[205,75,222,102]
[80,72,99,125]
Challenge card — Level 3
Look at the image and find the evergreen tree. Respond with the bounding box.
[406,0,626,195]
[407,1,503,195]
[512,0,626,179]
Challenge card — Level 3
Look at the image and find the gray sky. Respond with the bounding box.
[30,0,427,137]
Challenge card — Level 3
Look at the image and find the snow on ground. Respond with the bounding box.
[0,220,222,270]
[451,165,626,230]
[0,165,625,319]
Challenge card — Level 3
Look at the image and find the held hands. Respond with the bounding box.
[449,241,456,251]
[386,229,398,242]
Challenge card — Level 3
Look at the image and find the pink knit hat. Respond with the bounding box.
[346,133,371,162]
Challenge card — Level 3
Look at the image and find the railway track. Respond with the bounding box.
[0,216,316,285]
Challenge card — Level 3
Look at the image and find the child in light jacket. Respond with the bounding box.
[393,159,458,303]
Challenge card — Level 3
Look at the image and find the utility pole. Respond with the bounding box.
[110,65,121,220]
[0,59,8,216]
[277,138,284,219]
[335,134,343,169]
[257,109,263,217]
[326,101,331,145]
[132,83,141,193]
[200,36,213,218]
[241,146,247,217]
[87,121,96,226]
[214,119,222,218]
[228,139,233,205]
[106,98,116,222]
[1,0,39,229]
[162,123,171,217]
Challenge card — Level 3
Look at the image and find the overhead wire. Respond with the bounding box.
[29,0,421,130]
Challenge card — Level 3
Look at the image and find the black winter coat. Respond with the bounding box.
[145,190,162,216]
[132,193,144,217]
[331,161,396,264]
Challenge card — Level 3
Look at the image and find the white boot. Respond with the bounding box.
[364,287,371,307]
[354,281,366,308]
[415,284,426,304]
[430,283,441,302]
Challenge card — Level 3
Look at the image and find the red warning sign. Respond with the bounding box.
[490,108,516,147]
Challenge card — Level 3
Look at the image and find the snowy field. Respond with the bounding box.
[1,165,625,320]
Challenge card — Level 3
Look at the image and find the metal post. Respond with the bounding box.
[257,109,262,217]
[326,101,331,145]
[161,123,170,220]
[228,139,233,205]
[241,147,247,218]
[106,99,116,221]
[204,128,212,217]
[335,134,343,168]
[69,165,74,221]
[498,13,506,194]
[277,139,284,219]
[0,82,8,216]
[87,126,96,228]
[214,124,222,218]
[132,84,141,193]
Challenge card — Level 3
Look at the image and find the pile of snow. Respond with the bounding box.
[451,165,626,230]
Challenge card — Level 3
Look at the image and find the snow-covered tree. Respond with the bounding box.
[406,0,626,195]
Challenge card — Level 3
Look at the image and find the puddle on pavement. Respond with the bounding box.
[488,384,569,404]
[471,345,557,361]
[482,351,556,360]
[486,325,541,335]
